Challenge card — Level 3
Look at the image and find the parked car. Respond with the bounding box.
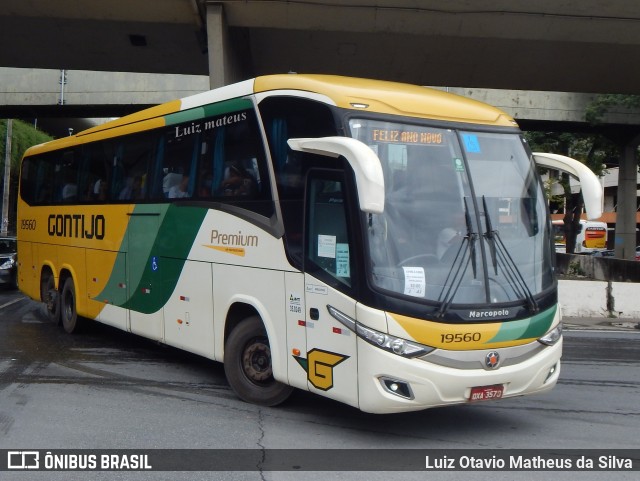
[591,249,615,257]
[0,236,17,289]
[591,246,640,260]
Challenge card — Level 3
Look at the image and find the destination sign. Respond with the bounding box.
[371,129,445,145]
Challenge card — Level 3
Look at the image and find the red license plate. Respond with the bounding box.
[469,385,504,402]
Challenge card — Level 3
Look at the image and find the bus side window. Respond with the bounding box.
[82,141,113,202]
[116,132,154,201]
[195,108,273,217]
[152,126,197,200]
[259,97,339,268]
[57,151,78,203]
[305,174,352,288]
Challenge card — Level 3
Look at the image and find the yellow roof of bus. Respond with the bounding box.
[24,74,516,156]
[254,74,515,126]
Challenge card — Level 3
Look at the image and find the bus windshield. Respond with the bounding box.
[349,118,553,309]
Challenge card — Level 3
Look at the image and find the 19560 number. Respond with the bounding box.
[21,219,37,230]
[441,332,481,343]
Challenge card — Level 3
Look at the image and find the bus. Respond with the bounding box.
[17,75,602,413]
[552,219,608,253]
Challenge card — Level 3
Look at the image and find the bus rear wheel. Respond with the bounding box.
[224,316,293,407]
[41,271,60,325]
[60,277,82,334]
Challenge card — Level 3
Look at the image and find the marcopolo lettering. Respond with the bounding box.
[47,214,105,239]
[468,309,510,319]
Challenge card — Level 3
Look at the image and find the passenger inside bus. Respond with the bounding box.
[118,176,143,200]
[198,171,213,198]
[163,169,183,197]
[218,163,256,197]
[168,175,190,198]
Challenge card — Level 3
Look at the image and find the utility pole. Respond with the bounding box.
[2,119,12,236]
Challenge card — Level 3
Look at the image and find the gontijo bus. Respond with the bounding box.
[17,75,603,413]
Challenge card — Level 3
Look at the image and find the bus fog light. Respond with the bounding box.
[379,377,414,400]
[545,362,559,383]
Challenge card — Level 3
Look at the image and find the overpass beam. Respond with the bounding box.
[205,2,241,89]
[614,134,640,260]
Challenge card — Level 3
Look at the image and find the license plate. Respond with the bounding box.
[469,385,504,402]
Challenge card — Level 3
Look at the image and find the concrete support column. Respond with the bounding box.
[205,2,238,89]
[614,134,640,260]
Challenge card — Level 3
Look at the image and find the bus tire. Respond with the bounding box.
[224,316,293,407]
[41,271,60,325]
[60,277,81,334]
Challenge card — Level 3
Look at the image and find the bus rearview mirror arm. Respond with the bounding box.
[533,152,603,220]
[288,137,385,214]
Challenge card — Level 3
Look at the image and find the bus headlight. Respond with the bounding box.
[327,305,434,358]
[538,322,563,346]
[356,323,433,358]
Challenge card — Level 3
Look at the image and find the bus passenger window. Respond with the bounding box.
[217,162,256,197]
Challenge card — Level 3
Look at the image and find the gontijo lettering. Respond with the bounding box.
[47,214,105,239]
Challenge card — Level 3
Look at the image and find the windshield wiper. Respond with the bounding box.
[436,197,477,318]
[464,197,477,278]
[482,196,539,313]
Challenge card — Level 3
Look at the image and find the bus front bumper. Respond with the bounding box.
[356,337,562,414]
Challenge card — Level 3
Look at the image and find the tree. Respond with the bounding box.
[1,120,53,234]
[585,94,640,126]
[525,131,616,253]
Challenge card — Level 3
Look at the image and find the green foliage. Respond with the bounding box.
[585,94,640,124]
[524,130,616,175]
[1,119,53,170]
[567,260,586,278]
[1,120,53,234]
[524,130,617,253]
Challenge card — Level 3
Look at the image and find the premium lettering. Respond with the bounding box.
[47,214,105,239]
[210,229,258,247]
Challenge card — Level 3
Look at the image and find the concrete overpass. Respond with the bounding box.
[2,1,640,94]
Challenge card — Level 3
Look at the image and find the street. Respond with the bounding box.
[0,287,638,480]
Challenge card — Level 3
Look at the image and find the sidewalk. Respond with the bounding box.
[562,316,640,331]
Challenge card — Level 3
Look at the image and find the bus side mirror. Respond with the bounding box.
[287,137,385,214]
[533,152,603,220]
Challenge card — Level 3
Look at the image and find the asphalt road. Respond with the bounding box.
[0,288,638,481]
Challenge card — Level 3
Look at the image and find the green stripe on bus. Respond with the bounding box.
[165,107,206,126]
[96,204,207,314]
[521,305,556,339]
[164,98,253,126]
[122,204,207,314]
[486,305,556,343]
[202,98,252,117]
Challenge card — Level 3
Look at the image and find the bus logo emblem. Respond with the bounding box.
[294,349,349,391]
[485,351,500,369]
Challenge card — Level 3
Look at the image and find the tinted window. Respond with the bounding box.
[20,104,273,219]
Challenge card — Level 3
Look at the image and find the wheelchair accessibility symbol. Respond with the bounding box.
[151,256,159,272]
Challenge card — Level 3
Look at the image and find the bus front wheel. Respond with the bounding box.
[60,277,81,334]
[224,316,293,407]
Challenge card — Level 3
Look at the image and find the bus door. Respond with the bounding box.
[301,172,359,408]
[126,209,164,341]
